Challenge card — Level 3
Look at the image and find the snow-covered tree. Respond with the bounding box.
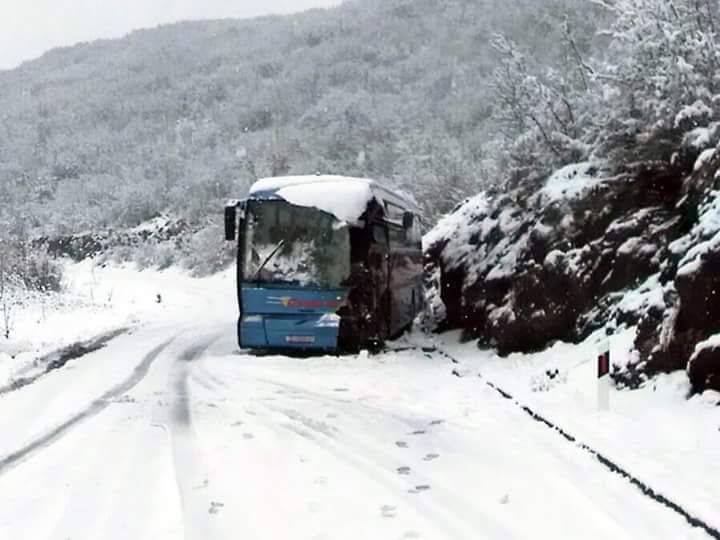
[592,0,720,161]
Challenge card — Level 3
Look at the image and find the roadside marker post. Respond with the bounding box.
[597,339,610,411]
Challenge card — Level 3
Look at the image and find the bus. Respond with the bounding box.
[224,175,424,352]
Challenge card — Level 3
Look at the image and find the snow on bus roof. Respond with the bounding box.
[248,175,416,224]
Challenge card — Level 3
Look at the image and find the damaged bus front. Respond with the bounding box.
[225,176,424,352]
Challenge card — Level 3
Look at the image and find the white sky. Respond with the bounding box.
[0,0,342,70]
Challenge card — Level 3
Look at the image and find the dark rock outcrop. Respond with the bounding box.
[688,342,720,393]
[426,139,720,392]
[425,160,686,355]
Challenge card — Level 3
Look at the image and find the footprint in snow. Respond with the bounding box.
[333,388,349,393]
[208,501,224,514]
[429,420,444,426]
[499,494,510,505]
[408,485,431,494]
[423,453,440,462]
[395,441,408,448]
[243,433,254,440]
[410,430,426,436]
[231,421,244,427]
[397,466,411,476]
[326,413,338,419]
[314,476,328,486]
[381,504,397,518]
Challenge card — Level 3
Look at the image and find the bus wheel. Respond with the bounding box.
[367,338,384,355]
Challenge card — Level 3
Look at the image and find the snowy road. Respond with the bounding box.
[0,315,712,539]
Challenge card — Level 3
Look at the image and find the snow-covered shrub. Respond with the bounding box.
[132,242,178,271]
[488,34,590,189]
[22,251,63,293]
[0,240,63,294]
[181,224,235,277]
[0,267,21,340]
[675,101,714,132]
[530,368,568,393]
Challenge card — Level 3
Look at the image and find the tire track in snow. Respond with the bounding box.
[0,337,174,476]
[172,340,218,427]
[166,335,223,540]
[0,328,130,398]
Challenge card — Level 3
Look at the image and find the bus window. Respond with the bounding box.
[407,216,422,248]
[384,201,406,224]
[373,224,388,245]
[388,226,406,246]
[244,200,350,288]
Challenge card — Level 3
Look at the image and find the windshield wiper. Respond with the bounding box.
[253,239,286,282]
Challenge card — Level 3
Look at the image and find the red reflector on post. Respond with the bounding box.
[597,352,610,378]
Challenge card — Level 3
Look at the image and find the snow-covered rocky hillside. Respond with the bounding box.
[425,123,720,394]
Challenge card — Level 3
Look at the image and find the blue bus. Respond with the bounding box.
[224,175,424,352]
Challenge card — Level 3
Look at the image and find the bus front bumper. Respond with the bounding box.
[239,313,341,351]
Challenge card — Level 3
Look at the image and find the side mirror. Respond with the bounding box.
[225,200,247,241]
[402,211,414,229]
[225,204,237,241]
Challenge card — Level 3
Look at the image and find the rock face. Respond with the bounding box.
[425,138,720,393]
[688,338,720,393]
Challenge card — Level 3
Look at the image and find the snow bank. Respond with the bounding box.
[674,100,713,129]
[423,192,490,259]
[614,274,666,316]
[539,161,609,201]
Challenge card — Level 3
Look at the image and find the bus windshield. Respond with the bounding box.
[244,200,351,288]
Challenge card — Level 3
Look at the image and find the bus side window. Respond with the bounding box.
[388,226,406,246]
[373,224,388,245]
[402,215,421,248]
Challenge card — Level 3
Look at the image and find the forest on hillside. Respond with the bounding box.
[0,0,607,231]
[1,0,719,278]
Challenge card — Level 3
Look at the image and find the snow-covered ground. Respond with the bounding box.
[0,261,717,539]
[0,260,234,388]
[443,329,720,535]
